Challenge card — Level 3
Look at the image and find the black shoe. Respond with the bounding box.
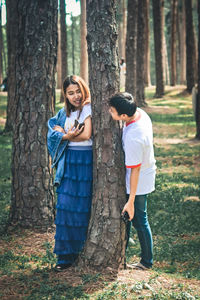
[54,263,72,272]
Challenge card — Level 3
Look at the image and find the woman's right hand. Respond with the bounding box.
[63,124,84,140]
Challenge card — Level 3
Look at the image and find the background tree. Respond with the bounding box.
[80,0,88,83]
[179,1,186,84]
[163,33,170,85]
[4,0,18,132]
[79,0,126,270]
[196,0,200,139]
[170,0,178,86]
[0,4,3,84]
[136,0,147,106]
[144,0,151,87]
[71,12,75,74]
[60,0,67,101]
[185,0,197,92]
[9,0,57,229]
[57,18,62,89]
[125,0,138,98]
[152,0,165,97]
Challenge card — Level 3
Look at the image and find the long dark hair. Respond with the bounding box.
[62,75,91,117]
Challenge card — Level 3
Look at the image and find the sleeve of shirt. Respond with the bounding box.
[82,104,92,121]
[125,136,143,168]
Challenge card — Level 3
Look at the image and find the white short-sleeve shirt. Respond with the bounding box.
[122,108,156,195]
[64,103,92,146]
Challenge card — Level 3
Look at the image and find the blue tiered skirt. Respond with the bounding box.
[54,146,93,265]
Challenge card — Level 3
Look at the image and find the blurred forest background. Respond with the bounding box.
[0,0,199,90]
[0,1,200,298]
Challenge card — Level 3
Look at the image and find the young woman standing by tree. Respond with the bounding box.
[47,75,93,271]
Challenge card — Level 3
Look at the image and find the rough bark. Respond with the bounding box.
[136,0,147,107]
[9,0,57,229]
[125,0,138,98]
[79,0,126,270]
[5,0,18,132]
[152,0,165,97]
[185,0,197,92]
[80,0,88,84]
[196,0,200,139]
[170,0,178,86]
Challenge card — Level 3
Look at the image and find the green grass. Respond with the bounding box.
[0,87,200,299]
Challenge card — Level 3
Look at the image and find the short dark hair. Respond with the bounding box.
[109,92,137,117]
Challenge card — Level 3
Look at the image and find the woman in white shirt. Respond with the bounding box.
[50,75,92,271]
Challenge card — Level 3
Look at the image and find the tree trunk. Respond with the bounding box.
[125,0,138,98]
[117,0,123,59]
[144,0,151,87]
[71,13,75,74]
[4,0,18,132]
[122,0,127,59]
[185,0,196,92]
[163,33,170,85]
[196,0,200,139]
[152,0,165,97]
[80,0,88,84]
[136,0,147,107]
[0,6,3,84]
[2,25,7,78]
[179,1,186,85]
[170,0,178,86]
[9,0,57,229]
[79,0,126,270]
[60,0,67,101]
[57,18,62,89]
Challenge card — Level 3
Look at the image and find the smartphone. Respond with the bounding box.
[78,122,85,130]
[74,119,85,130]
[121,211,130,224]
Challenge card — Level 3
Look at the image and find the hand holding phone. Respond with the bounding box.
[121,211,130,224]
[74,119,85,130]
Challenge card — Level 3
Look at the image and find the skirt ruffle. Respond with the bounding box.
[54,148,92,264]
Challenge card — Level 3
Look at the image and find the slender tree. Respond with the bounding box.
[117,0,123,59]
[80,0,88,83]
[136,0,147,106]
[57,18,62,89]
[179,1,186,84]
[79,0,126,270]
[5,0,18,132]
[152,0,165,97]
[60,0,67,101]
[71,13,75,74]
[144,0,151,87]
[0,5,3,84]
[125,0,138,98]
[185,0,197,92]
[9,0,57,229]
[163,33,170,85]
[170,0,178,86]
[196,0,200,139]
[122,0,127,59]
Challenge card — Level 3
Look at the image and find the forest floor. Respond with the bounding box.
[0,86,200,299]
